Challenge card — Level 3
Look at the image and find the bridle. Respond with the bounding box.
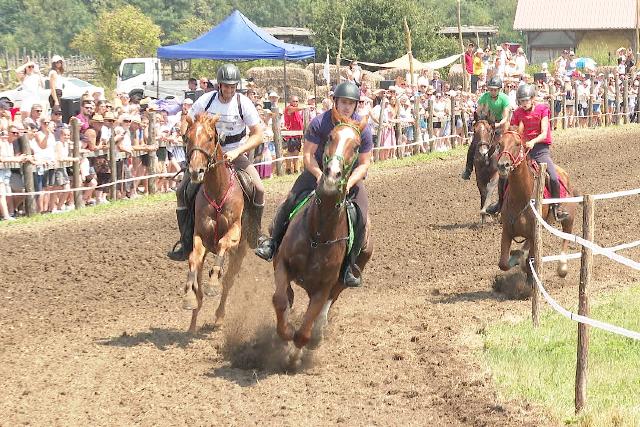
[497,130,530,169]
[474,120,497,155]
[185,129,227,171]
[322,121,361,194]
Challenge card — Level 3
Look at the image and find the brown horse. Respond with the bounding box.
[272,111,373,363]
[472,120,500,224]
[496,130,577,282]
[181,114,247,333]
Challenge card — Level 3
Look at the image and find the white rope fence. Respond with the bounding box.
[528,258,640,341]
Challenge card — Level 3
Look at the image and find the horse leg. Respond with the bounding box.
[209,223,242,325]
[481,176,498,216]
[556,209,575,278]
[293,289,331,349]
[273,260,295,343]
[215,237,246,325]
[188,265,205,334]
[183,235,206,313]
[498,229,514,271]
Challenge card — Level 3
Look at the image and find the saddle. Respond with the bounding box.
[234,168,256,205]
[529,160,569,199]
[289,191,364,255]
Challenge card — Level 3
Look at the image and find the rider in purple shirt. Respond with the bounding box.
[255,82,373,287]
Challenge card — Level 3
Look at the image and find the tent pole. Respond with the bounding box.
[283,59,288,103]
[313,55,317,106]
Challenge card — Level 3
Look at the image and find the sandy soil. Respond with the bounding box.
[1,126,639,426]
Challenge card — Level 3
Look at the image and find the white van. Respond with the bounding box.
[116,57,189,101]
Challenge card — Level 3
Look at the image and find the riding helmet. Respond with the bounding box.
[516,84,536,102]
[487,76,503,89]
[333,82,361,101]
[217,63,241,85]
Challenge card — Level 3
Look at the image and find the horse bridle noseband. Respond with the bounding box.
[475,121,497,154]
[322,122,361,194]
[497,130,530,168]
[185,132,227,171]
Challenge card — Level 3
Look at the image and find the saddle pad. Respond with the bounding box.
[235,169,255,203]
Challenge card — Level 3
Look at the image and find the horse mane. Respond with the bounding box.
[189,113,220,140]
[331,107,368,133]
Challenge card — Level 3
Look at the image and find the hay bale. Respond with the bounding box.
[245,66,314,91]
[374,68,406,81]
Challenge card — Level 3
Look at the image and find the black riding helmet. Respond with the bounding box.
[217,63,241,85]
[487,76,503,89]
[333,82,360,101]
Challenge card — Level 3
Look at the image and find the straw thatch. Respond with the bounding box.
[245,66,314,91]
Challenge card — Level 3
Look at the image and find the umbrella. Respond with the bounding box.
[575,57,597,70]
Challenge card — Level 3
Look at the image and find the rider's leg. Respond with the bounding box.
[168,173,196,261]
[461,139,477,180]
[530,144,568,221]
[341,182,368,287]
[486,176,506,215]
[233,155,265,248]
[255,170,317,261]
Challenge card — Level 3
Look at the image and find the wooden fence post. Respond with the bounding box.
[603,82,609,127]
[19,135,37,216]
[532,162,546,327]
[147,112,157,195]
[271,105,284,176]
[109,132,117,201]
[395,121,402,159]
[70,118,82,209]
[575,194,594,414]
[636,85,640,124]
[428,98,435,152]
[588,79,594,128]
[413,96,422,155]
[450,94,456,148]
[561,92,567,130]
[614,73,620,125]
[623,77,629,125]
[375,97,385,161]
[573,81,579,128]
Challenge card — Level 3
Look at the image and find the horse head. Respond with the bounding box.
[497,128,528,178]
[318,108,366,199]
[473,119,496,158]
[184,113,222,183]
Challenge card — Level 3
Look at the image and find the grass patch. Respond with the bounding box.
[483,286,640,426]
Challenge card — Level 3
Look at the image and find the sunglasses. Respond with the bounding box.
[10,131,20,135]
[27,65,34,69]
[123,119,131,123]
[34,109,43,112]
[105,120,115,123]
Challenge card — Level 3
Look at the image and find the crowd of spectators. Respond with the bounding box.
[2,48,639,221]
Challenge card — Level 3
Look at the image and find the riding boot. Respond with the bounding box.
[549,180,569,222]
[244,203,264,250]
[255,201,291,261]
[461,142,476,180]
[341,205,365,288]
[167,208,193,261]
[486,177,506,215]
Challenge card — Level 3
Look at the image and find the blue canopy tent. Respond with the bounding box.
[157,10,316,100]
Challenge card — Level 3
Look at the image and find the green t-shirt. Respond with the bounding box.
[478,92,510,122]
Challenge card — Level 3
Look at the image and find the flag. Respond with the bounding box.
[323,53,330,84]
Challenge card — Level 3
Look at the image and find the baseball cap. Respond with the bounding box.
[183,98,194,105]
[268,91,279,98]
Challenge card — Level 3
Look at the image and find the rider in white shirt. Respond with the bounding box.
[168,64,265,261]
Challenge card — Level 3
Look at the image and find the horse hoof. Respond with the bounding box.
[203,271,220,297]
[557,263,568,278]
[182,290,198,310]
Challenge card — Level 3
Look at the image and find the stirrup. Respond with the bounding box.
[485,202,501,215]
[552,205,569,222]
[461,169,472,180]
[167,241,188,261]
[343,263,362,288]
[254,237,275,261]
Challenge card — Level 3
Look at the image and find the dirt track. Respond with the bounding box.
[2,126,639,426]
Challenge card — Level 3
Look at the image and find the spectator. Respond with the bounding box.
[283,95,304,174]
[555,50,569,76]
[187,77,198,91]
[464,43,475,76]
[75,100,94,134]
[114,114,135,198]
[6,124,26,214]
[514,47,528,76]
[52,126,74,211]
[15,61,43,124]
[48,55,65,108]
[32,118,57,213]
[0,129,27,220]
[199,77,208,91]
[23,103,44,129]
[306,95,319,120]
[430,71,444,94]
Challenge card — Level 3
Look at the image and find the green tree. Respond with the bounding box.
[71,5,161,85]
[310,0,458,64]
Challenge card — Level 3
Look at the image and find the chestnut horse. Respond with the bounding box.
[472,120,500,224]
[272,112,373,363]
[496,130,577,283]
[181,114,247,333]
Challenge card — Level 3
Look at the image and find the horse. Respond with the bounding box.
[496,129,578,284]
[181,113,248,333]
[472,119,500,224]
[272,110,373,364]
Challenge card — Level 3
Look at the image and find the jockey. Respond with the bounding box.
[461,75,511,181]
[167,63,265,261]
[510,84,569,221]
[255,82,373,287]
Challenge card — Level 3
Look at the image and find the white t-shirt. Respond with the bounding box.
[190,91,260,152]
